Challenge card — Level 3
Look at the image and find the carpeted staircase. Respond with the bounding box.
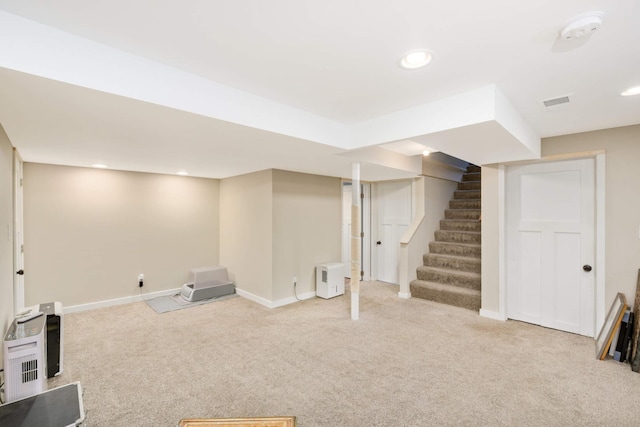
[410,164,481,310]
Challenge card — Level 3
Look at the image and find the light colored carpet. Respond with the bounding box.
[144,292,237,314]
[49,282,640,426]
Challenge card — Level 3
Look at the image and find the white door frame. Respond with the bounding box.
[498,151,605,334]
[362,183,371,281]
[13,149,24,312]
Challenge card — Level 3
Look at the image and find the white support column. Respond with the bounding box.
[351,162,361,320]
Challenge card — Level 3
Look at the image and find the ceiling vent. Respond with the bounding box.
[543,96,570,108]
[539,94,573,112]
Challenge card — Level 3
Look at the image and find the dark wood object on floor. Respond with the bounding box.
[631,269,640,372]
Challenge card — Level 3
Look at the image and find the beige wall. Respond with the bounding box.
[0,125,14,367]
[272,169,341,301]
[19,164,341,310]
[23,164,220,307]
[220,169,273,301]
[220,169,342,305]
[543,125,640,308]
[480,164,501,313]
[481,124,640,317]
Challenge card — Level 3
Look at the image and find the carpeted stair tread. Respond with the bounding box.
[462,172,481,182]
[440,219,481,232]
[416,266,481,290]
[444,209,481,220]
[449,199,481,209]
[453,190,481,200]
[429,241,481,257]
[424,253,481,273]
[458,181,481,191]
[410,279,481,311]
[435,229,481,244]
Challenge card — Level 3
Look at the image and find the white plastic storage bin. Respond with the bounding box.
[316,263,345,299]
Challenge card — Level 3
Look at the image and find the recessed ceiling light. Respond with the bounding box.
[177,171,189,176]
[621,86,640,96]
[399,50,433,69]
[91,164,107,169]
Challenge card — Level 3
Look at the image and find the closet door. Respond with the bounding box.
[506,158,595,336]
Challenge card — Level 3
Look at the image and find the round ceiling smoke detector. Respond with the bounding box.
[560,11,604,40]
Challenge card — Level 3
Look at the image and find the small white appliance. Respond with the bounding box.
[316,263,345,299]
[3,314,46,403]
[40,301,64,378]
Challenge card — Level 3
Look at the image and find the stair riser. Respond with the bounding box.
[440,220,481,232]
[416,268,481,290]
[429,242,481,258]
[449,200,481,209]
[462,173,481,182]
[458,181,481,191]
[453,190,481,200]
[410,282,481,311]
[424,254,481,273]
[435,230,481,244]
[444,209,481,220]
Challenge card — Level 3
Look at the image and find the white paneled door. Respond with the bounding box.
[342,182,371,280]
[506,158,595,336]
[376,180,412,284]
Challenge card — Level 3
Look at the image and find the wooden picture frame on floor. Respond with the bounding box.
[178,417,296,427]
[631,269,640,371]
[596,292,628,360]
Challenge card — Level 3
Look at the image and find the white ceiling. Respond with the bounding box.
[0,0,638,180]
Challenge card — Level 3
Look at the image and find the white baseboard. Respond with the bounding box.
[64,287,181,314]
[65,286,320,313]
[398,291,411,299]
[479,308,507,321]
[234,288,274,308]
[235,288,317,309]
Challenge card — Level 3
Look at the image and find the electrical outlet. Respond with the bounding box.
[293,276,297,287]
[138,273,144,287]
